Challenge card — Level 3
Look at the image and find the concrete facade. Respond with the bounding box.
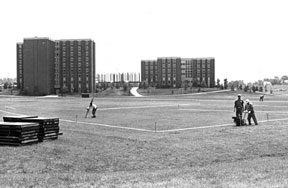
[141,57,215,88]
[17,37,95,95]
[21,38,55,95]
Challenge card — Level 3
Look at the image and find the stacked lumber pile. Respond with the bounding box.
[0,122,39,146]
[3,115,38,122]
[0,116,62,146]
[21,117,60,141]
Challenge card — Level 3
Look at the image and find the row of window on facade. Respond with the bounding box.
[61,83,88,90]
[145,63,211,70]
[62,62,90,67]
[55,40,90,46]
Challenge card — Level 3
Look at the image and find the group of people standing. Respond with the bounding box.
[234,94,258,125]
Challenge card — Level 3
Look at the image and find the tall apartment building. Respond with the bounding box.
[141,57,215,88]
[181,58,215,87]
[17,38,55,95]
[55,39,95,94]
[17,37,95,95]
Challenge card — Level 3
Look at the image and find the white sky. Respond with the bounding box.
[0,0,287,83]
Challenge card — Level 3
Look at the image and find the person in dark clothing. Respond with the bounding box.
[259,95,264,101]
[234,94,244,125]
[245,99,258,125]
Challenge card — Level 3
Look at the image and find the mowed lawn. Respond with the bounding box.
[0,91,288,187]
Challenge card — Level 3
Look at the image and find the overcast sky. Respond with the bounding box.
[1,0,287,83]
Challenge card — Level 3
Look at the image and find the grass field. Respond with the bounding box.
[0,90,288,187]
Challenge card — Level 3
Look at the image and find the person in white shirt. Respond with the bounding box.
[91,103,97,118]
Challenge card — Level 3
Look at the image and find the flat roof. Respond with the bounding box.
[157,57,181,59]
[24,37,52,40]
[22,37,94,42]
[181,57,215,60]
[141,60,157,62]
[56,39,94,42]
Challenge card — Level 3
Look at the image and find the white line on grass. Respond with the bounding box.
[0,109,155,133]
[179,108,288,114]
[60,119,155,132]
[157,117,288,133]
[1,109,288,133]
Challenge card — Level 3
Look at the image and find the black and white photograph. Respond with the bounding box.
[0,0,288,187]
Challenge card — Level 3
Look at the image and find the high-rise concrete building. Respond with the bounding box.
[141,57,215,88]
[17,38,55,95]
[55,39,95,94]
[17,37,95,95]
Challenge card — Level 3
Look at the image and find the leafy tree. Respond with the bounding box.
[252,85,256,92]
[224,79,228,89]
[184,80,189,91]
[3,82,8,89]
[216,79,220,88]
[259,86,263,92]
[264,85,268,92]
[244,85,249,92]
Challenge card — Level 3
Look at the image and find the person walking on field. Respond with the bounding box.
[234,94,244,125]
[245,99,258,125]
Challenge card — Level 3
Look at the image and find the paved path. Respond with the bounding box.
[130,87,143,97]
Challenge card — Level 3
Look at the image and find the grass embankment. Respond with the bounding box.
[95,87,131,97]
[138,87,220,96]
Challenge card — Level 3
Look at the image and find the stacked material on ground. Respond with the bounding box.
[20,117,60,141]
[1,116,61,146]
[3,115,38,122]
[0,122,39,146]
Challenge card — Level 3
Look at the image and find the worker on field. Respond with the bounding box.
[259,95,264,102]
[91,103,98,118]
[245,99,258,125]
[234,94,244,124]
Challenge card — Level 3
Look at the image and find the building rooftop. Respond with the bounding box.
[157,57,181,59]
[141,60,157,62]
[24,37,52,40]
[181,57,215,60]
[57,39,94,42]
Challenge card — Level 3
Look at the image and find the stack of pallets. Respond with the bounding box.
[1,116,61,145]
[3,115,38,122]
[20,117,60,141]
[0,122,39,146]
